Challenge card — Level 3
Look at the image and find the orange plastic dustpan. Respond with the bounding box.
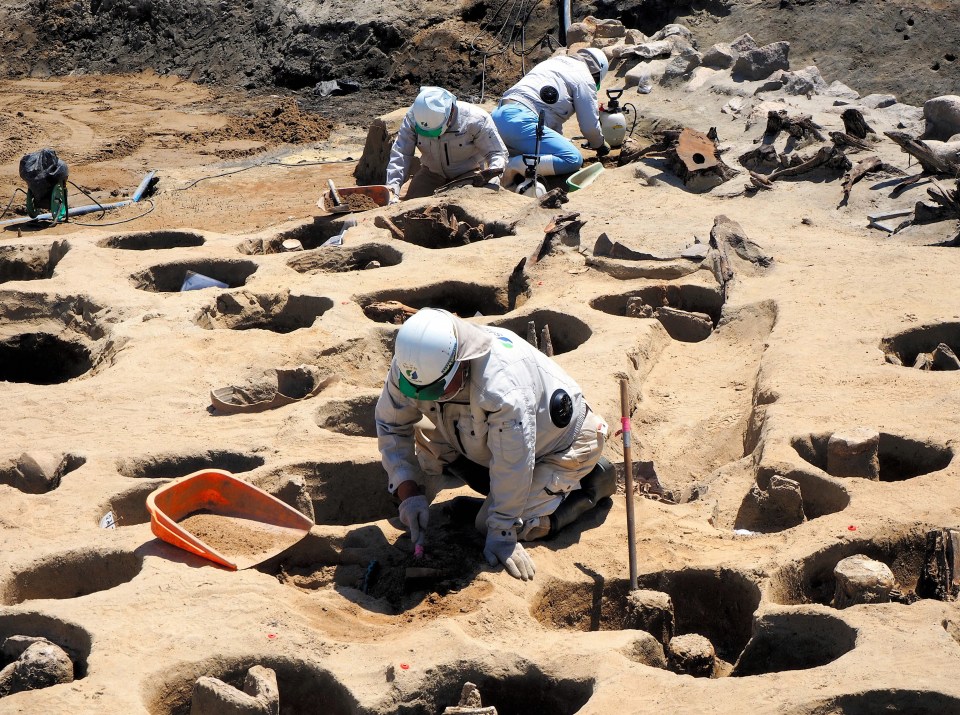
[146,469,313,570]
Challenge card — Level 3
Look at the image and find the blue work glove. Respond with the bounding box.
[483,529,535,581]
[397,495,429,545]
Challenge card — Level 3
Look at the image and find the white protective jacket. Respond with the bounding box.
[501,55,605,150]
[376,316,590,535]
[386,101,508,195]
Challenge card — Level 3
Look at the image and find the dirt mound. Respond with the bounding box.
[209,100,334,145]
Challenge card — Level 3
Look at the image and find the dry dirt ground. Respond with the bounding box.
[2,32,960,715]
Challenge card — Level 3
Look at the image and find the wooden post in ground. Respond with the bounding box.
[620,378,638,590]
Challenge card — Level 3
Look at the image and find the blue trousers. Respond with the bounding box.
[491,103,584,175]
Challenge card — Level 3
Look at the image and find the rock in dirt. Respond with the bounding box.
[191,665,279,715]
[733,41,790,81]
[827,428,880,479]
[442,681,497,714]
[625,589,675,644]
[625,297,655,319]
[0,639,74,697]
[833,554,896,608]
[923,95,960,141]
[653,306,714,342]
[666,633,716,677]
[740,475,806,531]
[0,452,69,494]
[931,343,960,371]
[702,43,737,69]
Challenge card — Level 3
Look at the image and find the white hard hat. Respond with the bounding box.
[411,87,456,137]
[394,308,460,400]
[577,48,609,87]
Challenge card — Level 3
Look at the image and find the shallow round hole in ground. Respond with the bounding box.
[0,612,92,682]
[392,661,593,715]
[590,284,724,342]
[143,655,358,715]
[130,259,258,292]
[286,243,402,274]
[768,528,927,606]
[881,322,960,370]
[97,480,167,527]
[0,241,69,283]
[533,569,760,663]
[0,452,86,494]
[791,431,953,481]
[1,548,142,605]
[268,460,396,525]
[734,465,850,533]
[314,393,379,438]
[0,333,92,385]
[98,231,205,250]
[357,281,512,324]
[238,217,353,254]
[489,309,592,355]
[389,203,515,249]
[795,690,960,715]
[116,450,265,479]
[731,609,856,676]
[195,292,333,333]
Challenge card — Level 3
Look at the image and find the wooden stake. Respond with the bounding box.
[620,378,638,591]
[540,324,554,357]
[526,321,538,349]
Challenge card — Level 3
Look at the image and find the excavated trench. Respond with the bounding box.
[98,231,205,250]
[116,451,266,479]
[533,569,760,664]
[792,431,953,482]
[314,394,379,439]
[881,322,960,370]
[489,309,593,355]
[357,280,514,324]
[0,612,91,681]
[388,204,516,249]
[590,284,724,343]
[145,656,358,715]
[0,333,93,385]
[286,243,402,274]
[0,242,69,283]
[768,529,928,607]
[1,548,142,605]
[131,259,258,292]
[195,292,333,333]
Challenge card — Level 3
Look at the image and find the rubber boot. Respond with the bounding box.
[548,457,617,536]
[443,456,490,496]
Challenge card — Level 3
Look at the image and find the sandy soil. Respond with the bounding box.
[2,35,960,715]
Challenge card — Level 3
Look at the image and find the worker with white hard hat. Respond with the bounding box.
[492,48,611,187]
[386,86,509,201]
[375,308,616,581]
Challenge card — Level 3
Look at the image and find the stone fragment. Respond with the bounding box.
[653,307,713,342]
[363,260,381,270]
[833,554,896,608]
[660,50,703,86]
[624,29,647,45]
[766,475,806,525]
[624,59,670,93]
[650,24,693,43]
[861,93,897,109]
[1,635,49,660]
[733,41,790,80]
[702,43,737,69]
[191,666,280,715]
[913,352,933,370]
[825,80,860,100]
[11,453,66,494]
[443,681,497,714]
[923,96,960,140]
[932,343,960,370]
[565,22,593,45]
[625,589,675,644]
[780,66,828,96]
[827,428,880,479]
[618,632,669,668]
[592,18,625,39]
[0,639,74,697]
[884,352,903,366]
[721,98,744,115]
[730,33,759,53]
[625,298,654,319]
[623,40,674,60]
[666,633,716,677]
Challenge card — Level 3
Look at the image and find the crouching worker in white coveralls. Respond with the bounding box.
[386,86,509,201]
[375,308,616,581]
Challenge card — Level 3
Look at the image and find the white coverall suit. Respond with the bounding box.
[375,316,608,539]
[386,101,508,200]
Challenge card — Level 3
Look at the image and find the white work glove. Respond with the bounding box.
[397,494,429,544]
[483,529,535,581]
[387,188,400,204]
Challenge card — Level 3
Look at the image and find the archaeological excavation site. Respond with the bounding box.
[1,0,960,712]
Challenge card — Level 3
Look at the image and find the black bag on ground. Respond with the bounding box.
[19,148,69,199]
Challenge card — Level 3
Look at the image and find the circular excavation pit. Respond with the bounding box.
[0,241,69,284]
[1,548,142,605]
[768,529,928,607]
[116,450,266,479]
[791,431,953,482]
[314,393,379,438]
[130,259,258,292]
[590,284,724,343]
[358,281,512,324]
[882,322,960,370]
[0,333,92,385]
[194,292,333,333]
[0,452,86,495]
[286,243,402,274]
[0,612,92,685]
[392,662,594,715]
[97,231,205,250]
[237,217,353,255]
[489,309,592,355]
[734,467,850,533]
[144,655,358,715]
[387,203,516,249]
[533,568,761,667]
[96,480,167,527]
[796,690,960,715]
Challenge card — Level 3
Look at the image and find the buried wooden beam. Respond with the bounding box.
[885,131,960,175]
[841,156,883,203]
[841,108,875,139]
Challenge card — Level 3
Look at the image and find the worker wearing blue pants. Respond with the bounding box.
[492,47,611,188]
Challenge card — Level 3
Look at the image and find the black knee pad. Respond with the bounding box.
[582,456,617,501]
